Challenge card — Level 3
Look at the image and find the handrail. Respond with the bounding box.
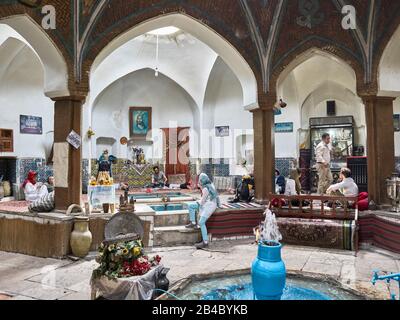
[268,193,358,221]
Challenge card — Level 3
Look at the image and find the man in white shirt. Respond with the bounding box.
[327,168,359,197]
[315,133,333,194]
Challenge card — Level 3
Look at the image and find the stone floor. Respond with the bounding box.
[0,241,399,300]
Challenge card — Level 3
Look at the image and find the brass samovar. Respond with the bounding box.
[386,173,400,213]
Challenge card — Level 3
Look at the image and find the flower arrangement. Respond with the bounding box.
[92,239,162,279]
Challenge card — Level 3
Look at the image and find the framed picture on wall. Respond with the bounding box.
[129,107,152,139]
[20,115,42,134]
[215,126,230,137]
[394,114,400,132]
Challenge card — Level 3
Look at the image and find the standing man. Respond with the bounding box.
[315,133,333,194]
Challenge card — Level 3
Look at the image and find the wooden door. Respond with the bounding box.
[162,127,190,181]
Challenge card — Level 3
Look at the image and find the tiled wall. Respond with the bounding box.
[200,159,230,180]
[275,158,296,178]
[18,158,53,184]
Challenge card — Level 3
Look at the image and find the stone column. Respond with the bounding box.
[252,95,276,204]
[362,96,395,205]
[52,96,85,210]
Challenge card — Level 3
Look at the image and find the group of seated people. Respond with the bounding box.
[274,166,368,210]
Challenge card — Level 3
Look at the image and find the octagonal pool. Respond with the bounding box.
[164,273,366,300]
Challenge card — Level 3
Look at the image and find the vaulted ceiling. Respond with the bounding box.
[1,0,400,96]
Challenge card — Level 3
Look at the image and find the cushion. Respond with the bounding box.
[28,191,55,213]
[271,198,286,208]
[357,199,369,211]
[358,192,368,201]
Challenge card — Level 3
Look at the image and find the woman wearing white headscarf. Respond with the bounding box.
[187,173,220,249]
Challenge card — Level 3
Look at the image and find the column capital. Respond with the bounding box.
[51,95,87,103]
[359,95,396,104]
[254,93,278,111]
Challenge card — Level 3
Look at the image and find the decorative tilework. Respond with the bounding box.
[200,159,230,180]
[88,158,161,188]
[275,158,296,178]
[18,158,53,184]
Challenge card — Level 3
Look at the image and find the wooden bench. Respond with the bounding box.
[269,193,359,251]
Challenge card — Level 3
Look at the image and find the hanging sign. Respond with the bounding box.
[66,130,82,149]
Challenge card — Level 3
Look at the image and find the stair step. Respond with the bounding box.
[154,225,202,247]
[154,211,191,227]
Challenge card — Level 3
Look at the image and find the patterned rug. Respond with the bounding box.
[0,201,30,213]
[219,202,263,210]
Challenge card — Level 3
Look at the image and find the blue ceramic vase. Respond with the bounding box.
[251,241,286,300]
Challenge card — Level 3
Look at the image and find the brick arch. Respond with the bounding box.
[81,11,261,108]
[270,38,365,95]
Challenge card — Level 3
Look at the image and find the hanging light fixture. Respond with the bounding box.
[155,34,159,77]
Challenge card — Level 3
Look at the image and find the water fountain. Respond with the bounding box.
[251,209,286,300]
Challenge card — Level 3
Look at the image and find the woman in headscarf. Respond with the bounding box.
[187,173,220,249]
[22,170,48,202]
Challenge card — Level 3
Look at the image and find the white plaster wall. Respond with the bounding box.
[275,72,301,158]
[202,57,254,174]
[395,97,400,157]
[90,69,196,161]
[0,45,53,159]
[379,25,400,95]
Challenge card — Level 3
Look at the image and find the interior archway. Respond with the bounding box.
[0,15,69,97]
[379,24,400,158]
[90,13,257,108]
[276,49,365,191]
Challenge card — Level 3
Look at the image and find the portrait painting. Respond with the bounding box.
[129,107,152,139]
[215,126,230,137]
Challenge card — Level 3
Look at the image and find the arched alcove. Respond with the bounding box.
[0,15,69,97]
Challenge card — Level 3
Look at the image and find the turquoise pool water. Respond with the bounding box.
[177,274,364,300]
[130,192,184,200]
[150,204,187,212]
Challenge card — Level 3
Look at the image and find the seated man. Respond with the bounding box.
[151,166,168,188]
[275,169,286,195]
[45,176,55,193]
[327,167,359,197]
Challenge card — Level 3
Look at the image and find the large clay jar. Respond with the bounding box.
[70,216,93,258]
[251,241,286,300]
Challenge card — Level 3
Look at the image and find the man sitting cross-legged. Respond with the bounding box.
[326,167,359,208]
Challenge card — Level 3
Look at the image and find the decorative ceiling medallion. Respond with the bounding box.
[296,0,324,29]
[18,0,42,7]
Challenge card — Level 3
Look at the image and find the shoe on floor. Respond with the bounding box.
[195,241,209,249]
[185,223,197,229]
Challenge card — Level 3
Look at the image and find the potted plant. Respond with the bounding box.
[252,209,286,300]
